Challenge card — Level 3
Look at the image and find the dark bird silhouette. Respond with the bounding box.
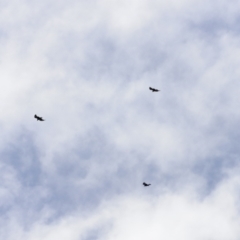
[143,182,151,187]
[149,87,159,92]
[34,114,45,121]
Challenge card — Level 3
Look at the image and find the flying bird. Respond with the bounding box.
[149,87,160,92]
[34,114,45,121]
[143,182,151,187]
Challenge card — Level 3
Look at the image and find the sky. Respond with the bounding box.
[0,0,240,239]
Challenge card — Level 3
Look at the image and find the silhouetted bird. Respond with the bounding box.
[149,87,159,92]
[143,182,151,187]
[34,114,45,121]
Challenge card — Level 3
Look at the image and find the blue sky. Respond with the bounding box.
[0,0,240,239]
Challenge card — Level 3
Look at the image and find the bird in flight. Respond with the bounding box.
[143,182,151,187]
[34,114,45,121]
[149,87,160,92]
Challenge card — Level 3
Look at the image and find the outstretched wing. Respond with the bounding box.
[149,87,159,92]
[34,115,44,121]
[143,182,151,186]
[34,114,40,120]
[149,87,155,92]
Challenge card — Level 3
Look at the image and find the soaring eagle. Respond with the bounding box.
[149,87,159,92]
[34,114,45,121]
[143,182,151,187]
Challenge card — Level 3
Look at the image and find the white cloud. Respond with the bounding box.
[2,171,240,240]
[0,0,240,239]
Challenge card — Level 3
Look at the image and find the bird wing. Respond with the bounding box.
[35,115,44,121]
[150,87,160,92]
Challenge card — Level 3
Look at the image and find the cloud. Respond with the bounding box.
[2,170,240,240]
[0,0,240,239]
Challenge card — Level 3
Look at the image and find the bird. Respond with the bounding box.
[143,182,151,187]
[149,87,160,92]
[34,114,45,121]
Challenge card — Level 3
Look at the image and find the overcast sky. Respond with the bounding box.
[0,0,240,239]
